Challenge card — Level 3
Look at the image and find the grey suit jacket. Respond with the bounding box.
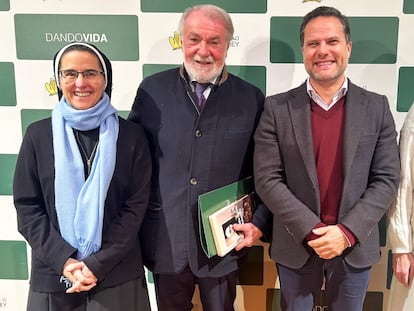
[254,80,400,269]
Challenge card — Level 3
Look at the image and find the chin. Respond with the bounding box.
[186,62,222,82]
[71,102,96,110]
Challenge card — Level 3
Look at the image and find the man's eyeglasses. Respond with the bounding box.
[59,69,104,81]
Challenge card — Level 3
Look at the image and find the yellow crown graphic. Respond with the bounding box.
[45,77,58,96]
[169,31,182,50]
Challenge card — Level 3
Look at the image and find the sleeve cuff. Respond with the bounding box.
[305,222,327,241]
[337,223,356,247]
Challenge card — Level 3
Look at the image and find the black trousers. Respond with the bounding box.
[27,276,151,311]
[154,265,238,311]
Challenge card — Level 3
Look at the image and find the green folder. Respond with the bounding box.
[198,177,255,258]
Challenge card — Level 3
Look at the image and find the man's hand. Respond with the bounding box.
[307,225,348,259]
[232,223,263,251]
[392,253,414,287]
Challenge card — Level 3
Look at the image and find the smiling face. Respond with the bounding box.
[181,9,229,83]
[58,50,106,110]
[302,16,352,89]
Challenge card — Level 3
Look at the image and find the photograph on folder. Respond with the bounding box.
[209,194,255,257]
[198,177,255,258]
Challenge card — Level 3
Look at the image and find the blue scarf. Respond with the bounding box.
[52,93,119,259]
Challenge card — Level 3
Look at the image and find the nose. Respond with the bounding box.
[74,73,87,86]
[197,41,210,57]
[316,42,328,56]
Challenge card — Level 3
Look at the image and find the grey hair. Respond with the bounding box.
[177,4,234,43]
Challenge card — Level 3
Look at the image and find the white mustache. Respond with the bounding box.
[194,56,214,63]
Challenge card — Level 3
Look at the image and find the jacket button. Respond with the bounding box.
[195,129,202,137]
[190,178,198,185]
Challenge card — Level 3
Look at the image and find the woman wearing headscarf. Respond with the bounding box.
[13,42,152,311]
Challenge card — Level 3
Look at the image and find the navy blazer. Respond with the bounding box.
[129,66,271,277]
[254,81,400,269]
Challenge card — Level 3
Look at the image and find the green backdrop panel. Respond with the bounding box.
[237,245,264,285]
[0,0,9,11]
[0,62,17,106]
[228,66,266,96]
[266,289,383,311]
[403,0,414,14]
[270,17,398,64]
[0,240,28,280]
[15,14,139,61]
[0,154,17,195]
[143,64,266,95]
[349,17,398,64]
[140,0,266,13]
[147,271,154,284]
[118,111,130,119]
[269,17,302,63]
[397,67,414,112]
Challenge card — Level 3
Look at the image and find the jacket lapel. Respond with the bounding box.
[343,81,368,177]
[288,84,319,191]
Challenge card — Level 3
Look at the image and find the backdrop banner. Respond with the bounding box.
[0,0,411,310]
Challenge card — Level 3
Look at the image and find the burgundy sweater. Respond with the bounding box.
[306,96,356,246]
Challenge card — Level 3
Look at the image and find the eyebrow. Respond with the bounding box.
[305,36,341,43]
[187,32,223,41]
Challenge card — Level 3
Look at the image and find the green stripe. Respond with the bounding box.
[140,0,266,13]
[0,154,17,195]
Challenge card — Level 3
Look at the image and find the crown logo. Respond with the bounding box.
[169,31,182,50]
[45,77,58,96]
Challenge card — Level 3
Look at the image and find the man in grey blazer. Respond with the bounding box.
[254,6,400,311]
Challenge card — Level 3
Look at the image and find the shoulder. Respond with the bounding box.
[118,117,146,137]
[226,72,264,96]
[18,118,53,159]
[348,81,385,100]
[266,83,306,103]
[117,117,150,153]
[347,81,392,120]
[26,117,51,129]
[137,68,182,99]
[140,67,180,86]
[115,118,150,165]
[24,117,52,138]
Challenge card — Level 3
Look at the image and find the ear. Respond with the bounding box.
[346,41,352,58]
[225,42,230,57]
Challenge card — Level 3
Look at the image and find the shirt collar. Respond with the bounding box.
[189,75,219,98]
[190,76,219,86]
[306,78,348,111]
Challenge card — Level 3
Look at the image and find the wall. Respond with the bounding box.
[1,0,413,310]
